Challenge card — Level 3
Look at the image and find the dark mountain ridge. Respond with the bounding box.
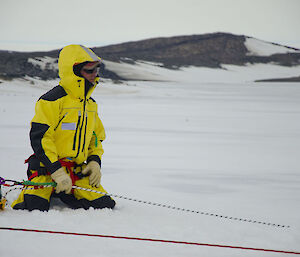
[94,33,300,68]
[0,32,299,81]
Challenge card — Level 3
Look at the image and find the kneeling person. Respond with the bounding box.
[12,45,115,211]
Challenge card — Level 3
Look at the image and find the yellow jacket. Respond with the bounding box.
[30,45,105,173]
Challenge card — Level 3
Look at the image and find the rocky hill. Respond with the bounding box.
[0,32,300,81]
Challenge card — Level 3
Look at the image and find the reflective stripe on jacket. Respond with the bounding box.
[30,45,105,173]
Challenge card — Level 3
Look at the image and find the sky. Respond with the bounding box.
[0,0,300,52]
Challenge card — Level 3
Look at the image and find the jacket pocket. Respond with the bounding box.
[54,112,68,131]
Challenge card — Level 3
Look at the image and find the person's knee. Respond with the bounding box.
[13,194,50,211]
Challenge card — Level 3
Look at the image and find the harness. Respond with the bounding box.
[25,154,86,193]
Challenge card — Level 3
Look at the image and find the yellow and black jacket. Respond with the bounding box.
[30,45,105,173]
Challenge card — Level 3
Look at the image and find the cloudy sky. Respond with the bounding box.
[0,0,299,52]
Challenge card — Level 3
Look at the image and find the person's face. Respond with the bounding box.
[80,62,100,83]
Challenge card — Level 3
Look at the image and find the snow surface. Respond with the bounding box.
[244,37,300,56]
[0,65,300,257]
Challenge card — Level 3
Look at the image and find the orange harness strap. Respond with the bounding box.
[58,159,80,194]
[26,155,81,194]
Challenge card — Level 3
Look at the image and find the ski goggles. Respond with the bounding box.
[82,65,100,74]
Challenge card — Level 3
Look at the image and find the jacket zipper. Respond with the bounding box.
[72,110,81,151]
[81,111,88,152]
[75,98,86,158]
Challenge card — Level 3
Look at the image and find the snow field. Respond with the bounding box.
[0,69,300,256]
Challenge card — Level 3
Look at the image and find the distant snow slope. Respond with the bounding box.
[28,56,58,70]
[103,60,300,83]
[244,37,300,56]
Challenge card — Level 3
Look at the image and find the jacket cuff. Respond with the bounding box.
[87,155,101,167]
[47,161,62,174]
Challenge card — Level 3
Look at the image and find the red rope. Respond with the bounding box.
[0,227,299,255]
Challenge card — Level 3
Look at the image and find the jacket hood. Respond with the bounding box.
[58,45,101,99]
